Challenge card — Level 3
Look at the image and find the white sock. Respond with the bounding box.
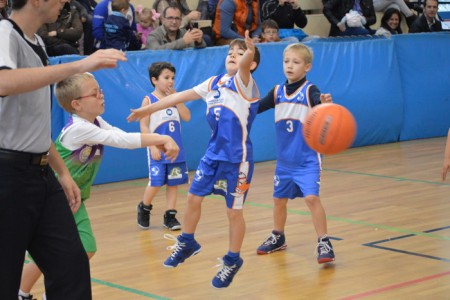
[18,289,30,297]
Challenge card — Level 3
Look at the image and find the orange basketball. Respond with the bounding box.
[303,103,357,155]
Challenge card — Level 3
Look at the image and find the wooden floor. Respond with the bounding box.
[30,137,450,299]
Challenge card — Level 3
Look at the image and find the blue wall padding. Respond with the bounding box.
[50,33,450,184]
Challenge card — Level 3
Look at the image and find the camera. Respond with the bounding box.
[191,21,199,29]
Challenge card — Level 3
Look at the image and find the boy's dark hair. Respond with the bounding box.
[261,19,279,32]
[229,39,261,73]
[148,62,176,87]
[111,0,129,12]
[11,0,27,10]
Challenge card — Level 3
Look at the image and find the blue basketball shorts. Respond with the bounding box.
[148,161,189,187]
[189,157,254,209]
[273,162,321,199]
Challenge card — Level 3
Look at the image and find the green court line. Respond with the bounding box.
[324,168,450,186]
[91,278,171,300]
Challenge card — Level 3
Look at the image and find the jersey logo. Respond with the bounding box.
[79,146,92,163]
[168,167,182,180]
[194,169,204,181]
[166,108,173,116]
[213,90,221,99]
[214,180,227,193]
[274,175,280,187]
[231,172,250,197]
[151,166,160,176]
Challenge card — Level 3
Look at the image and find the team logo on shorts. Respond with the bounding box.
[274,175,280,187]
[231,172,250,197]
[151,166,160,176]
[194,169,203,181]
[79,146,92,163]
[214,180,227,193]
[168,167,182,180]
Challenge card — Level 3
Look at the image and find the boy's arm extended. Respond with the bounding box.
[127,89,200,122]
[442,129,450,181]
[238,30,256,87]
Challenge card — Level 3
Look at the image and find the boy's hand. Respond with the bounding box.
[127,106,151,122]
[150,146,162,161]
[58,174,81,213]
[320,93,332,103]
[244,30,255,53]
[157,136,179,162]
[79,49,127,73]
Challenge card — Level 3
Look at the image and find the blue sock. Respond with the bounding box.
[226,251,240,262]
[181,232,194,241]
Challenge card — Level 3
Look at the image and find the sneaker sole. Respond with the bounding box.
[163,247,202,268]
[163,224,181,231]
[256,244,287,255]
[318,257,335,264]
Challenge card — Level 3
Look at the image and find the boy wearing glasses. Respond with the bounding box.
[19,72,180,298]
[146,3,206,50]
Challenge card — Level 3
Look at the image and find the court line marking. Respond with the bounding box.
[338,270,450,300]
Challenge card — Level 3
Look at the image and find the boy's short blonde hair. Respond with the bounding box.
[55,72,95,114]
[284,43,313,65]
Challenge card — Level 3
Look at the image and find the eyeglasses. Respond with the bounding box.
[263,30,278,35]
[165,16,182,21]
[76,89,104,100]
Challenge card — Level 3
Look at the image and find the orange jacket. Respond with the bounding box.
[213,0,259,40]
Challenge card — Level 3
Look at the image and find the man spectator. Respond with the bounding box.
[261,0,307,30]
[38,0,83,56]
[146,4,206,50]
[323,0,376,37]
[409,0,443,32]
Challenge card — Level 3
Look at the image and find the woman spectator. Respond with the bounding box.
[373,0,416,27]
[375,7,402,37]
[213,0,261,45]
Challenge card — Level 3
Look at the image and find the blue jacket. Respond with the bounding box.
[103,12,133,50]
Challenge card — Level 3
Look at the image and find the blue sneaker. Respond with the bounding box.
[316,235,335,264]
[163,234,201,268]
[211,255,243,288]
[256,232,287,255]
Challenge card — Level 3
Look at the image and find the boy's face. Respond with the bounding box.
[152,68,175,95]
[72,78,105,121]
[225,44,246,75]
[283,49,311,84]
[262,28,279,42]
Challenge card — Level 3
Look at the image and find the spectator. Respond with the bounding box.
[409,0,443,32]
[136,6,159,47]
[92,0,137,49]
[0,0,8,20]
[213,0,261,45]
[153,0,201,29]
[323,0,376,37]
[372,0,416,27]
[103,0,141,50]
[75,0,97,54]
[146,4,206,50]
[37,0,83,56]
[375,7,403,37]
[260,18,299,42]
[261,0,307,28]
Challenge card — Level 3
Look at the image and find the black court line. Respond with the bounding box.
[363,226,450,263]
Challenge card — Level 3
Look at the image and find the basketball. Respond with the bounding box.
[303,103,356,155]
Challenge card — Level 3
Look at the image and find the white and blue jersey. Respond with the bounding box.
[146,92,185,164]
[193,73,260,163]
[274,81,321,167]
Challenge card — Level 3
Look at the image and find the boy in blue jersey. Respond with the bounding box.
[256,43,335,264]
[19,72,179,299]
[137,62,191,231]
[128,30,260,288]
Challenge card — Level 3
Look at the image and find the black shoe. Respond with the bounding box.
[18,295,36,300]
[163,209,181,231]
[137,201,152,229]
